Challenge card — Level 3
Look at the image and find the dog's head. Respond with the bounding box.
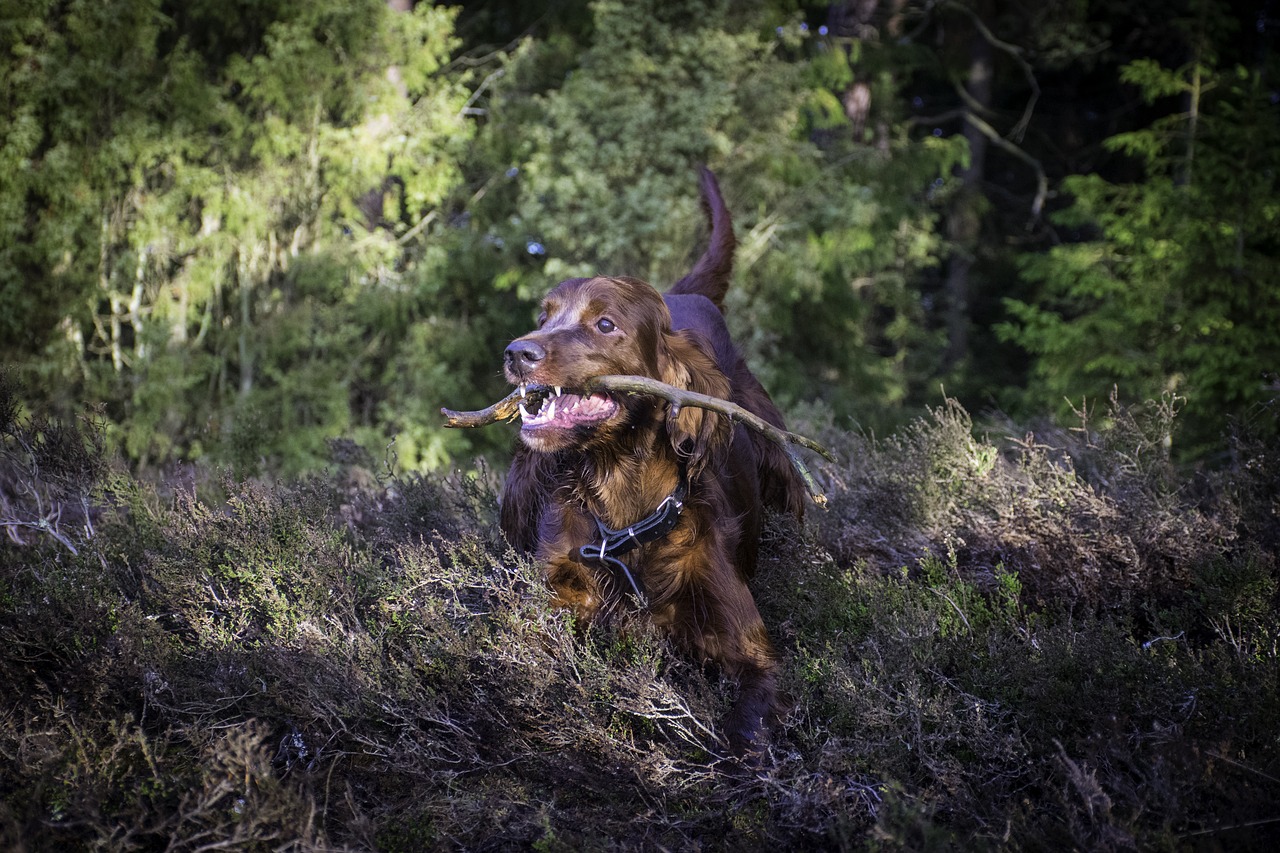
[504,276,730,471]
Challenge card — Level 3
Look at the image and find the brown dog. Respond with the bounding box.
[499,170,805,750]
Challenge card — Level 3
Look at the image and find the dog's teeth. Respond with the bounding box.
[544,398,557,420]
[554,386,562,397]
[518,402,531,421]
[519,384,527,399]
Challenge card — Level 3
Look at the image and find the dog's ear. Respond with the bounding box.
[659,330,732,476]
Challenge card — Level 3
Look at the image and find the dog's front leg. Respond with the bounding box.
[651,543,780,753]
[713,597,780,755]
[542,553,607,625]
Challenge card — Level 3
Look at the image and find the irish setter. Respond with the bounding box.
[499,169,806,752]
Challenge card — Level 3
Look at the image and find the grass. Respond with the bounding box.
[2,378,1278,850]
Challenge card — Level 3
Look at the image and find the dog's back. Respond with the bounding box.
[665,171,807,525]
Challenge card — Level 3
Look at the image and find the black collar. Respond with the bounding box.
[572,472,688,602]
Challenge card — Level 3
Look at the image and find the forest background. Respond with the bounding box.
[3,0,1277,478]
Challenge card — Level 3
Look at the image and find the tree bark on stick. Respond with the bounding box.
[440,375,835,507]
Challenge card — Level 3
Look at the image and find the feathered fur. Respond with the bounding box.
[499,171,805,750]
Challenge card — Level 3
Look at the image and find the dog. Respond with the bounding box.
[499,169,806,751]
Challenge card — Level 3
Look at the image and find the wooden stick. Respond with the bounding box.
[588,376,834,507]
[440,375,835,507]
[439,387,526,428]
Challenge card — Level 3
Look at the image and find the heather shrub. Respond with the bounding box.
[2,388,1277,849]
[802,395,1233,609]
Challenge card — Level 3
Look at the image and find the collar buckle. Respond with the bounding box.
[572,473,688,604]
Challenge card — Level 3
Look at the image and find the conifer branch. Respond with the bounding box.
[910,108,1048,219]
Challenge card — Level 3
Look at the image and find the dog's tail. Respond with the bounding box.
[667,168,734,310]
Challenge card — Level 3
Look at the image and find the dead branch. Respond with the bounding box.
[910,107,1048,220]
[940,0,1040,142]
[586,376,835,508]
[439,387,525,428]
[440,375,835,508]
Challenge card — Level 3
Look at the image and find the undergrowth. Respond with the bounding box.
[2,376,1278,850]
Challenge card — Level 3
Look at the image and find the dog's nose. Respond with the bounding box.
[504,339,546,376]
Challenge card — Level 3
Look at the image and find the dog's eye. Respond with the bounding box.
[596,317,616,334]
[537,311,548,328]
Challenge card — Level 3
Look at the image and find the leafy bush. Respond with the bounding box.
[1000,56,1280,457]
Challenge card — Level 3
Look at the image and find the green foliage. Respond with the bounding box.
[1000,54,1280,456]
[476,2,961,429]
[4,0,1275,480]
[729,30,964,425]
[1,0,487,475]
[493,0,800,288]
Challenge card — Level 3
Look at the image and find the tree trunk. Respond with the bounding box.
[942,6,993,373]
[238,250,254,398]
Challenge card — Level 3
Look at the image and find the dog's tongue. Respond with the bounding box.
[520,391,617,429]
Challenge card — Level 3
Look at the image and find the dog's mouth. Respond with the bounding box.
[516,383,619,431]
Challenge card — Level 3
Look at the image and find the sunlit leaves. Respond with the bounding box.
[506,0,793,287]
[0,0,476,472]
[1119,57,1198,102]
[1001,52,1280,455]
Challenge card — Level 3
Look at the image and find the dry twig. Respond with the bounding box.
[440,374,835,507]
